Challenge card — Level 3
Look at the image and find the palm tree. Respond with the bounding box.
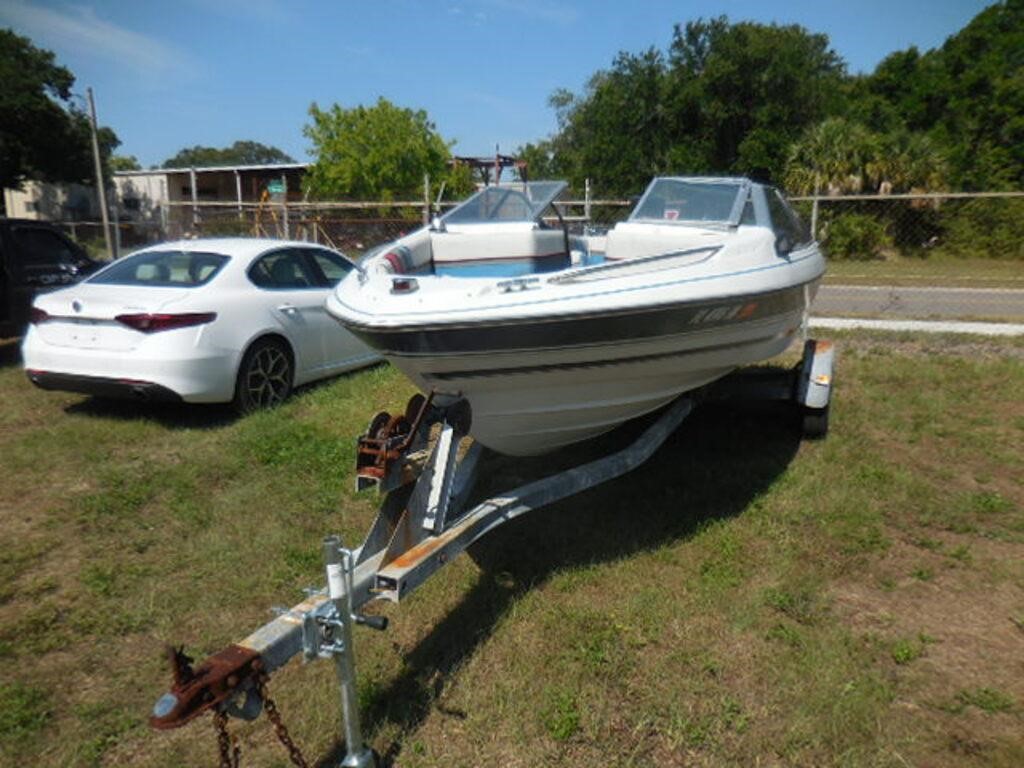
[787,119,947,195]
[784,118,875,195]
[867,130,947,193]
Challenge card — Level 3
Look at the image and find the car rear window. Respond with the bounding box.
[88,250,229,287]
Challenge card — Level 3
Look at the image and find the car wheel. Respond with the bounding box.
[234,338,293,413]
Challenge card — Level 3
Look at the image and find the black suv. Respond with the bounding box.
[0,219,102,337]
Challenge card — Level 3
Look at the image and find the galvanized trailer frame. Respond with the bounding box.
[150,339,834,768]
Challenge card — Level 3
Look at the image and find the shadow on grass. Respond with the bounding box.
[0,337,22,368]
[63,398,239,430]
[316,400,803,767]
[59,369,374,431]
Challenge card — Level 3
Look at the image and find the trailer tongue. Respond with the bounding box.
[149,340,834,767]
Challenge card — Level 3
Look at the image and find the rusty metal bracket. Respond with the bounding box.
[355,393,435,492]
[150,644,262,730]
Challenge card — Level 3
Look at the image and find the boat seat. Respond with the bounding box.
[604,222,723,261]
[374,229,433,275]
[373,226,574,278]
[431,228,569,277]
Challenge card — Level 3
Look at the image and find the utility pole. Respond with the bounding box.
[87,87,113,259]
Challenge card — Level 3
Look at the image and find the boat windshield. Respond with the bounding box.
[630,178,745,225]
[443,181,567,225]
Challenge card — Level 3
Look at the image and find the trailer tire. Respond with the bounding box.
[802,405,829,439]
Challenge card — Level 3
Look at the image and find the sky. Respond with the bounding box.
[0,0,994,169]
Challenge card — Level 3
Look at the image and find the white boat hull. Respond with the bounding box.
[384,298,808,455]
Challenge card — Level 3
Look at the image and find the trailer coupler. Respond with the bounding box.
[149,644,263,730]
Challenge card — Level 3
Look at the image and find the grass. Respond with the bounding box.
[825,256,1024,288]
[891,634,933,665]
[954,688,1016,714]
[0,683,51,746]
[0,331,1022,766]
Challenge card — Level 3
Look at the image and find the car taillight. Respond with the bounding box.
[114,312,217,333]
[29,307,51,324]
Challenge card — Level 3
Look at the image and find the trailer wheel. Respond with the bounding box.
[802,405,829,439]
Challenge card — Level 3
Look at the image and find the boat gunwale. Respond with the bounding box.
[332,250,823,331]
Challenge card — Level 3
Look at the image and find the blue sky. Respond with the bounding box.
[0,0,993,169]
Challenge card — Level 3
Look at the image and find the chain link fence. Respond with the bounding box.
[790,193,1024,320]
[790,193,1024,262]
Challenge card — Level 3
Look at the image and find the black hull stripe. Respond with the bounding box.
[347,283,809,356]
[422,329,790,382]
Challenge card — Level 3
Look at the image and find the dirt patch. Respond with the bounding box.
[833,531,1024,766]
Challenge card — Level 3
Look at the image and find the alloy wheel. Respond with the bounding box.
[244,345,291,408]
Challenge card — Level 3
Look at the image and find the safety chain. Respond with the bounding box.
[209,674,310,768]
[257,673,311,768]
[212,709,239,768]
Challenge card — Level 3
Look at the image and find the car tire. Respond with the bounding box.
[233,337,293,414]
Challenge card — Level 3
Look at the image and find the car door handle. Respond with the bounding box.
[277,303,298,314]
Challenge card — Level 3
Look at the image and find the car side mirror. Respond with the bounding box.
[775,233,793,256]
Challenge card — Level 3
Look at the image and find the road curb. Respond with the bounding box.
[810,317,1024,337]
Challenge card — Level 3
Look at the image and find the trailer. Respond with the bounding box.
[149,339,835,767]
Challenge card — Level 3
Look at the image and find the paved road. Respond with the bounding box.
[814,285,1024,320]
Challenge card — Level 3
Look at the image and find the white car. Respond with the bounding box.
[22,238,380,411]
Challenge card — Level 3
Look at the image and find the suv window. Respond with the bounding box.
[766,189,811,251]
[248,249,320,289]
[307,249,353,286]
[11,227,79,268]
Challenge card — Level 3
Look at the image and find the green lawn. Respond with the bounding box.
[0,333,1022,767]
[825,257,1024,288]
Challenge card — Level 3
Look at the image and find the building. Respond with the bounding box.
[2,163,310,240]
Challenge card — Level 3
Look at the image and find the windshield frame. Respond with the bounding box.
[441,181,569,225]
[629,177,751,228]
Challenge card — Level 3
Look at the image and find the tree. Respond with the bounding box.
[161,141,294,168]
[547,48,672,194]
[785,118,946,195]
[851,0,1024,189]
[668,18,845,182]
[109,155,141,172]
[0,29,120,201]
[539,17,846,195]
[516,140,561,180]
[784,118,876,194]
[303,98,455,200]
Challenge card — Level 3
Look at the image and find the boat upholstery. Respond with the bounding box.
[432,227,566,265]
[376,225,571,277]
[605,222,724,261]
[377,229,433,274]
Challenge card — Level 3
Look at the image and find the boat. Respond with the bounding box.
[325,177,825,456]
